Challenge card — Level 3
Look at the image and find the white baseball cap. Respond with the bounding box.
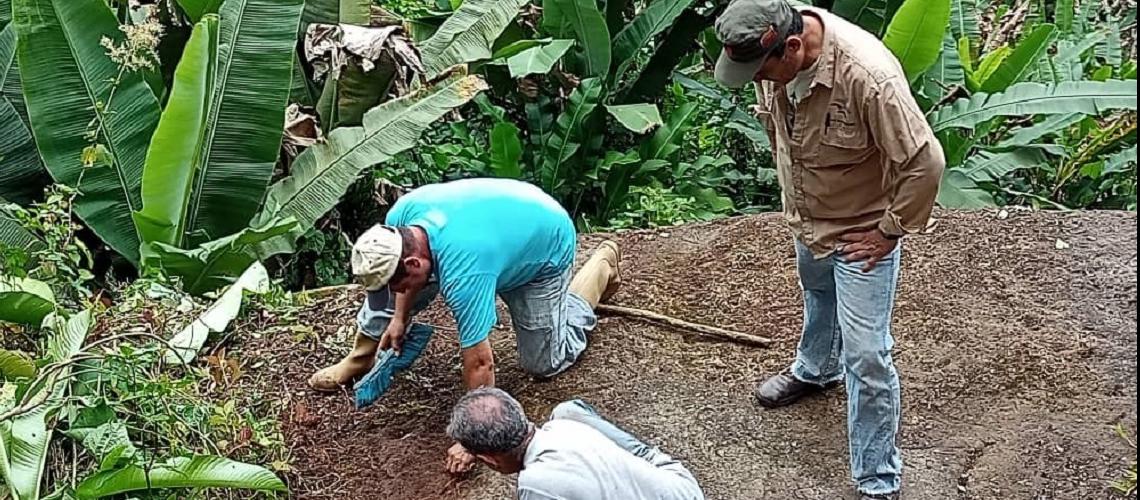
[351,224,403,291]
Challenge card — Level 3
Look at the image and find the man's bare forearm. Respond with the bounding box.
[392,289,415,325]
[460,340,495,389]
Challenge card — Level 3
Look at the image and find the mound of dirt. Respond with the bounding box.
[227,210,1138,500]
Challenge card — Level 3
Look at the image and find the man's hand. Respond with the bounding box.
[837,229,898,272]
[379,319,407,355]
[445,442,476,475]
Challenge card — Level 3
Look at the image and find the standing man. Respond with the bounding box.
[712,1,944,498]
[446,387,705,500]
[307,177,622,469]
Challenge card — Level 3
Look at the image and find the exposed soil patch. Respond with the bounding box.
[226,210,1138,500]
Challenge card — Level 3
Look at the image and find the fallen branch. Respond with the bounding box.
[596,304,772,347]
[296,284,773,347]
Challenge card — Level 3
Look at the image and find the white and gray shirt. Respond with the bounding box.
[516,419,704,500]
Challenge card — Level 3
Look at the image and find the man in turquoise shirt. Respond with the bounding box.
[308,177,622,472]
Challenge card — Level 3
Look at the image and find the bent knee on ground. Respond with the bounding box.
[519,357,565,379]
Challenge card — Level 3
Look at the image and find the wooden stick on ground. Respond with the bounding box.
[596,304,773,348]
[296,284,772,347]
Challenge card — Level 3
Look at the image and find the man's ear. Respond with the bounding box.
[403,256,421,271]
[475,453,497,467]
[785,36,803,55]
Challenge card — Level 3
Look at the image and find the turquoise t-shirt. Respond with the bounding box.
[385,178,577,349]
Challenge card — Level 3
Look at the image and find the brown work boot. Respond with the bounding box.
[308,334,379,392]
[754,368,841,409]
[569,240,622,308]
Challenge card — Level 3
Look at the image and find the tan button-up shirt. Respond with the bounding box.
[754,7,945,258]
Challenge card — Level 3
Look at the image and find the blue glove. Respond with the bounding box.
[353,322,435,409]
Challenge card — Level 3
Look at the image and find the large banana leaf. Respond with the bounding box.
[0,203,41,262]
[1096,23,1123,68]
[546,0,611,78]
[73,455,287,499]
[174,0,224,21]
[506,39,574,78]
[540,78,604,193]
[0,14,44,205]
[141,217,295,296]
[165,261,269,363]
[133,16,219,250]
[640,101,698,161]
[0,276,53,325]
[948,0,979,41]
[0,96,42,204]
[960,148,1046,181]
[419,0,529,80]
[922,32,964,100]
[0,310,91,500]
[972,45,1012,88]
[930,80,1139,131]
[182,0,304,247]
[1055,0,1074,34]
[997,113,1083,147]
[611,0,695,81]
[881,0,951,81]
[936,169,995,207]
[621,8,710,104]
[833,0,889,34]
[14,0,161,264]
[252,75,488,258]
[1101,145,1138,175]
[605,103,663,133]
[489,122,523,178]
[979,24,1056,93]
[303,0,370,26]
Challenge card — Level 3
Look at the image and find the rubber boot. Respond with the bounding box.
[569,240,622,309]
[308,333,379,392]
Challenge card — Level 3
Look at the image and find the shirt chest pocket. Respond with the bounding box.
[814,102,874,167]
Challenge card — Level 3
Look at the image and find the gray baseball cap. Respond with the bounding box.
[714,0,797,88]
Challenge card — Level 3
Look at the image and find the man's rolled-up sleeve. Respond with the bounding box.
[866,78,946,237]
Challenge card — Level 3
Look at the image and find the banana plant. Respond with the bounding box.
[930,80,1138,206]
[0,275,54,325]
[4,0,485,296]
[13,0,162,265]
[0,0,42,205]
[0,309,289,500]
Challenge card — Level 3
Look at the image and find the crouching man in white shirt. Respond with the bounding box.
[446,388,705,500]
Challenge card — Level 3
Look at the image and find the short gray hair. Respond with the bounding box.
[447,388,530,454]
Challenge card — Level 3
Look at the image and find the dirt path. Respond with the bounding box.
[231,210,1138,500]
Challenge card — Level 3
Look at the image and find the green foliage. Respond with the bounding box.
[0,185,94,306]
[73,455,286,498]
[1111,424,1137,496]
[0,276,54,326]
[930,80,1138,132]
[606,103,664,134]
[545,0,611,77]
[418,0,530,79]
[881,0,951,81]
[251,75,488,259]
[14,0,162,264]
[505,39,575,78]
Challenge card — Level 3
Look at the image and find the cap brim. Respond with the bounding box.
[714,50,766,89]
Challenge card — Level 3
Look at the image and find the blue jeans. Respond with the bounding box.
[790,239,903,496]
[549,400,704,499]
[357,267,597,378]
